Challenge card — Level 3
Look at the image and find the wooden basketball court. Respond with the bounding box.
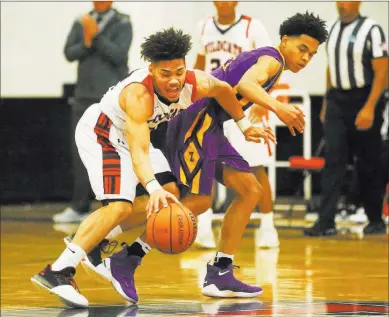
[1,217,388,316]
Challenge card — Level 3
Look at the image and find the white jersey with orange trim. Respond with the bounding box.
[197,14,271,73]
[74,68,198,203]
[99,68,197,132]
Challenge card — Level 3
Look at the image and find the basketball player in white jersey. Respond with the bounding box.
[194,1,280,249]
[31,28,273,308]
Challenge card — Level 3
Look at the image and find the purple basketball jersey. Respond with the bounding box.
[166,47,284,195]
[212,46,284,91]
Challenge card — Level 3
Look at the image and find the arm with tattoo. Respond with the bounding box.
[194,70,245,122]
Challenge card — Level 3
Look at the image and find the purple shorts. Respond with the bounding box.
[166,98,251,196]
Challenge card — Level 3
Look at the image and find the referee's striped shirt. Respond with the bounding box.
[326,15,388,90]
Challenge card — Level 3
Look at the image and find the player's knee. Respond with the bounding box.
[249,181,263,201]
[109,201,133,221]
[182,195,213,216]
[162,182,180,199]
[231,174,262,200]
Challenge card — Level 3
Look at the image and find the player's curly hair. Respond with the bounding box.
[140,28,192,62]
[279,11,328,44]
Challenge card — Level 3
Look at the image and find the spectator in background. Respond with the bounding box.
[304,1,388,236]
[53,1,132,223]
[193,1,285,248]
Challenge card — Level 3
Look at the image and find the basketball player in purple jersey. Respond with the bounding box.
[165,11,328,298]
[72,12,328,301]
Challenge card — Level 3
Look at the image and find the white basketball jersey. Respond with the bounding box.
[198,15,271,73]
[99,68,197,132]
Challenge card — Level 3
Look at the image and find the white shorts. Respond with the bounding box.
[75,103,171,203]
[223,111,271,168]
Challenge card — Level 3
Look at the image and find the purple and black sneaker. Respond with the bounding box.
[103,245,142,303]
[201,263,262,298]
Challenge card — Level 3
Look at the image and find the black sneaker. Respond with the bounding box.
[363,221,387,235]
[303,221,337,237]
[64,236,117,281]
[31,265,88,307]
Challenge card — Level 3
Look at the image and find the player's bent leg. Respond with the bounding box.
[219,167,262,254]
[253,166,279,248]
[67,182,179,281]
[202,167,263,298]
[72,201,133,252]
[32,201,133,308]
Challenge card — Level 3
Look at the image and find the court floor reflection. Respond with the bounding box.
[1,220,388,317]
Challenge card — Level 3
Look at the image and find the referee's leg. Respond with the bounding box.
[353,108,386,234]
[304,94,348,236]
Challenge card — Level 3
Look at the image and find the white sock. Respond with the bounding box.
[136,237,152,254]
[105,225,123,240]
[214,251,234,263]
[198,208,213,228]
[260,212,275,229]
[52,242,87,271]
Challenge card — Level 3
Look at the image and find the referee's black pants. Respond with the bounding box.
[319,86,386,226]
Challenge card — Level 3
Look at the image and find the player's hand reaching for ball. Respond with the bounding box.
[275,103,305,136]
[244,126,276,145]
[146,189,180,219]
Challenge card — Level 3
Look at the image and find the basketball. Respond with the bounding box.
[146,203,198,254]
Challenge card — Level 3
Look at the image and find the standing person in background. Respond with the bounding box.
[304,1,388,236]
[193,1,280,248]
[53,1,133,223]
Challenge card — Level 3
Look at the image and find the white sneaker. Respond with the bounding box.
[304,212,318,222]
[31,265,88,308]
[194,209,216,249]
[347,207,368,224]
[335,209,349,223]
[256,227,279,248]
[53,208,89,223]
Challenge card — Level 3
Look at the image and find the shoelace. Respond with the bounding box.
[100,239,119,254]
[207,261,240,270]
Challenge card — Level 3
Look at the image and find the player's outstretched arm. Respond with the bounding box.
[194,70,276,145]
[194,70,246,122]
[236,56,305,136]
[120,84,179,216]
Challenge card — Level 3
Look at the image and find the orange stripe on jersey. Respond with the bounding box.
[185,70,197,102]
[94,112,121,195]
[141,75,154,103]
[241,15,252,38]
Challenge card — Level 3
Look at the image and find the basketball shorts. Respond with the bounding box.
[75,103,174,203]
[223,108,271,168]
[166,98,252,196]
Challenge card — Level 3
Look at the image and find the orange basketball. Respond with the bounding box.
[146,203,197,254]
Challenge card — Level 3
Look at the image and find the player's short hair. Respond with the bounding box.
[279,11,328,44]
[140,28,192,62]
